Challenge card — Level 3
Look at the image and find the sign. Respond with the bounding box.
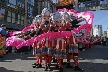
[85,1,99,6]
[78,0,108,11]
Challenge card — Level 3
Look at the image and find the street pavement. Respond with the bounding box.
[0,45,108,72]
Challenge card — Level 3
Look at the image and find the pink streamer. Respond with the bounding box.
[6,8,94,49]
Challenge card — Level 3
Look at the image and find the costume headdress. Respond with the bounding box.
[51,12,62,22]
[41,8,50,16]
[33,15,42,24]
[61,11,70,20]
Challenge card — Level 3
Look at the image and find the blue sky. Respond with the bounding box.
[52,0,108,31]
[92,10,108,31]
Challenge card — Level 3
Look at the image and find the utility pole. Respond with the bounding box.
[74,0,78,11]
[24,0,28,26]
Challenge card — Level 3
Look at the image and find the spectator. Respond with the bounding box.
[0,24,7,37]
[0,24,7,50]
[103,37,107,46]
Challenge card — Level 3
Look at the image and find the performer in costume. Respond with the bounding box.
[61,11,73,68]
[61,11,84,71]
[70,33,84,71]
[78,35,85,51]
[50,12,66,72]
[40,8,53,71]
[32,15,42,68]
[88,36,92,48]
[0,34,5,56]
[82,33,89,51]
[78,33,85,51]
[0,24,7,53]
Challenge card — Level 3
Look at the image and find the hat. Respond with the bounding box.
[51,12,62,22]
[41,8,50,16]
[33,15,42,23]
[61,11,70,20]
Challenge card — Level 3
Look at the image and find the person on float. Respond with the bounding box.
[32,15,42,68]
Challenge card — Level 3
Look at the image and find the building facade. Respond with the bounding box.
[0,0,34,30]
[33,0,56,16]
[105,28,108,37]
[93,25,103,37]
[77,0,108,12]
[103,31,107,37]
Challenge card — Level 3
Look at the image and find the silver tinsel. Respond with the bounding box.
[41,8,50,16]
[33,15,42,24]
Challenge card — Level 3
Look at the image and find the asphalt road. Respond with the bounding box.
[0,45,108,72]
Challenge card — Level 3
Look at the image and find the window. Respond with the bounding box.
[7,17,11,22]
[17,14,24,25]
[11,12,15,23]
[48,2,50,7]
[43,2,45,7]
[9,0,16,5]
[21,20,24,24]
[17,14,21,24]
[12,18,15,23]
[21,16,23,20]
[17,19,20,24]
[8,11,11,17]
[18,14,20,19]
[0,8,5,14]
[12,12,15,18]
